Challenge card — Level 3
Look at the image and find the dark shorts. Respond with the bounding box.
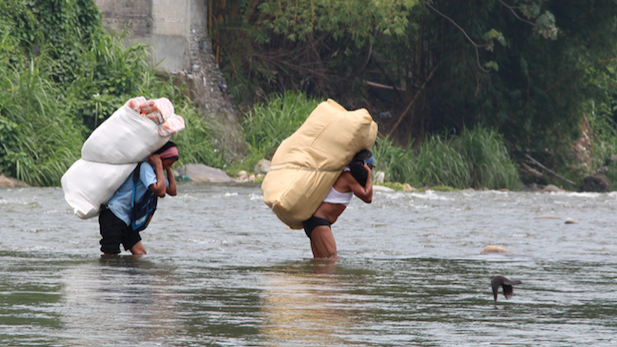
[99,205,142,254]
[302,216,332,239]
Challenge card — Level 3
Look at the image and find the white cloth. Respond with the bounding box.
[81,105,172,164]
[61,159,137,219]
[64,98,185,219]
[322,187,353,206]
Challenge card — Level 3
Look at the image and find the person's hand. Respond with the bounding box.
[148,154,162,168]
[362,162,372,174]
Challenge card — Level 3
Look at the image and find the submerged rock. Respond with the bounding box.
[0,174,29,188]
[480,245,512,254]
[542,184,564,193]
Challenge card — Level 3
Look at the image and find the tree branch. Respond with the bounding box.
[525,154,575,185]
[388,64,440,137]
[497,0,536,27]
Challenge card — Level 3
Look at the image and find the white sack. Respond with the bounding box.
[81,105,172,164]
[61,159,137,219]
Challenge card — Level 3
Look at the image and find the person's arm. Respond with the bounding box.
[147,154,167,197]
[346,163,373,203]
[166,167,177,196]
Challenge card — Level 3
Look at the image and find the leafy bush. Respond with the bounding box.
[172,102,229,169]
[0,36,84,186]
[0,0,223,185]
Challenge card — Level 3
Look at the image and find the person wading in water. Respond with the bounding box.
[302,150,374,259]
[98,141,178,255]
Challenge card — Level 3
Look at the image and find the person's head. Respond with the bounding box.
[349,149,375,186]
[353,149,375,168]
[156,141,179,169]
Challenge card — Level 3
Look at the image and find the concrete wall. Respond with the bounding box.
[93,0,245,157]
[95,0,190,72]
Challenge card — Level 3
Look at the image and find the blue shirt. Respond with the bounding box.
[107,162,166,225]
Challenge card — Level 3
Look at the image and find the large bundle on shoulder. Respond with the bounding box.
[61,97,185,219]
[261,99,377,229]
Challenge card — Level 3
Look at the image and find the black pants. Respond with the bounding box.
[99,206,142,254]
[302,216,332,239]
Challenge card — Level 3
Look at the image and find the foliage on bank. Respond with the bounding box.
[240,92,520,190]
[210,0,617,184]
[0,0,225,186]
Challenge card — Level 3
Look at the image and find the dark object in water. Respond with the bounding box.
[491,276,522,301]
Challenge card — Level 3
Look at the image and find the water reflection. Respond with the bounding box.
[259,260,366,346]
[60,256,178,346]
[0,251,64,346]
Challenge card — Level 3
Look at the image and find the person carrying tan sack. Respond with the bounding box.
[98,141,179,256]
[302,150,375,259]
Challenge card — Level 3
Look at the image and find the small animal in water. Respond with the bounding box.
[491,276,522,302]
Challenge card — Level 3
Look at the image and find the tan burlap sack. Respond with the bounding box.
[262,99,378,229]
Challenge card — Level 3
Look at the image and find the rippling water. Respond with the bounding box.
[2,184,617,346]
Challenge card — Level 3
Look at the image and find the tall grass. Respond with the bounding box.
[0,41,84,186]
[371,135,415,183]
[374,128,519,189]
[585,99,617,183]
[412,135,472,188]
[455,127,520,190]
[239,91,321,171]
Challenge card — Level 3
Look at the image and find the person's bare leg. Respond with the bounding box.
[310,225,338,259]
[130,241,147,255]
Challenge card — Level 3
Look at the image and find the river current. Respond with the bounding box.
[1,183,617,346]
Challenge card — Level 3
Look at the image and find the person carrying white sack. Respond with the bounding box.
[98,141,179,256]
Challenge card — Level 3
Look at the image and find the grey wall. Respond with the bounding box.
[94,0,194,72]
[93,0,245,157]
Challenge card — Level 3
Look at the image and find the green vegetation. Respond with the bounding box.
[210,0,617,188]
[235,91,321,172]
[371,128,519,190]
[239,93,520,190]
[0,37,84,186]
[4,1,617,191]
[455,127,520,190]
[0,0,224,186]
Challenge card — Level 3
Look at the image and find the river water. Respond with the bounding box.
[1,183,617,346]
